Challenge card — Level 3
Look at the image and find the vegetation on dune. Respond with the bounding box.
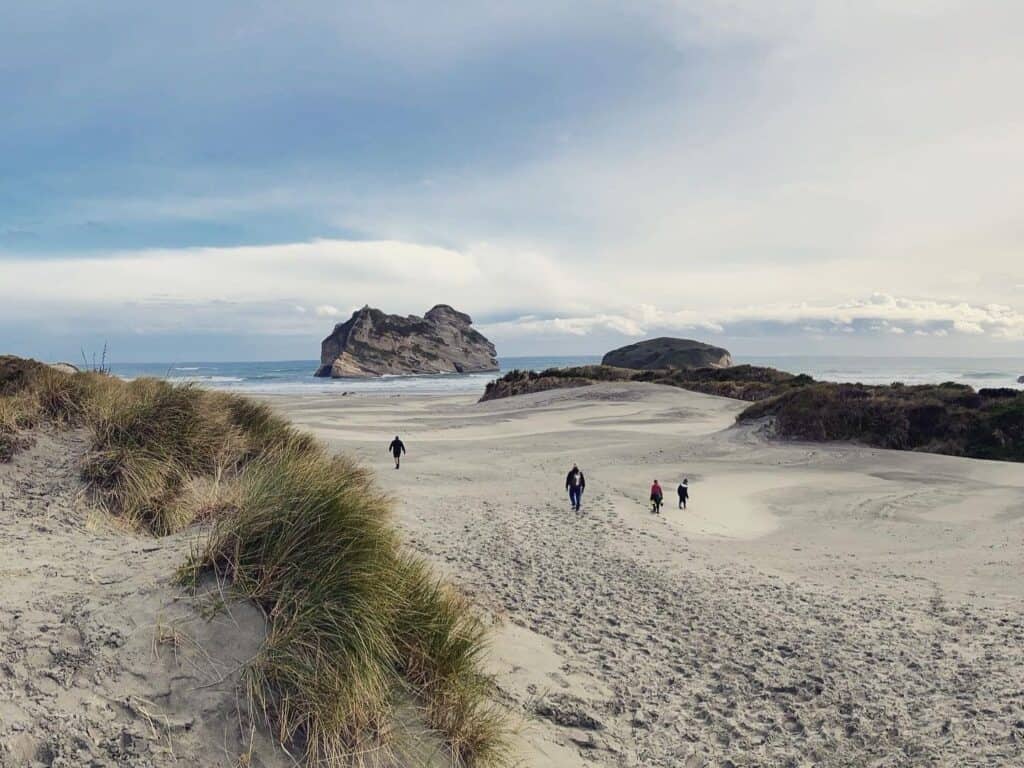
[182,448,508,765]
[632,364,812,401]
[481,361,1024,462]
[0,356,510,765]
[479,363,804,403]
[479,365,635,401]
[738,381,1024,461]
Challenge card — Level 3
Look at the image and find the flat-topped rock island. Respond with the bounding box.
[315,304,499,378]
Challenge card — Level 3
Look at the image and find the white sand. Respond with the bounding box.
[275,382,1024,767]
[0,430,292,767]
[2,382,1022,766]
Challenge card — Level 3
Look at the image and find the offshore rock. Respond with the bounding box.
[315,305,499,378]
[602,337,732,371]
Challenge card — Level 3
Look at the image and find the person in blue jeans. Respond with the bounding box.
[565,464,586,511]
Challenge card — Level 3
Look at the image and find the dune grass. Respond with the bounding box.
[0,395,36,461]
[0,356,510,765]
[181,446,510,765]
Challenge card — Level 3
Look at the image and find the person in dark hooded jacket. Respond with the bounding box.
[565,464,586,511]
[388,436,406,469]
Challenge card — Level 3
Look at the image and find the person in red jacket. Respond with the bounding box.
[650,480,664,514]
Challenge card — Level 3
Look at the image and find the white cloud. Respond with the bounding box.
[2,232,1022,350]
[953,320,985,335]
[480,292,1024,344]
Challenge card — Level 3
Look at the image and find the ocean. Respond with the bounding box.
[106,356,1024,396]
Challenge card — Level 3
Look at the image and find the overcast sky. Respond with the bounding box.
[2,1,1023,362]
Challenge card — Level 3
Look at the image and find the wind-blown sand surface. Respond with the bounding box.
[0,431,290,767]
[275,382,1024,767]
[2,382,1022,767]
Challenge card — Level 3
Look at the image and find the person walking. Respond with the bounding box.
[677,478,689,510]
[650,479,664,514]
[565,463,586,511]
[388,435,406,469]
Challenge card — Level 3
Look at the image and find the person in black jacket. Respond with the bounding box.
[677,478,689,510]
[565,464,586,511]
[388,436,406,469]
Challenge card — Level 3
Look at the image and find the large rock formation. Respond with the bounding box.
[1018,375,1024,384]
[602,337,732,370]
[315,305,499,378]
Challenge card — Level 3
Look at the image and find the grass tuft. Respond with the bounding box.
[393,555,510,766]
[186,447,511,765]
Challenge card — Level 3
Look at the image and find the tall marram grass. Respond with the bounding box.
[0,357,510,765]
[182,446,511,766]
[393,556,509,766]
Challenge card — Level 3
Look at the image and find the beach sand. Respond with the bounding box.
[0,430,293,767]
[2,381,1022,766]
[273,382,1024,767]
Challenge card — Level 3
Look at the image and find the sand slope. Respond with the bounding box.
[276,382,1024,767]
[0,430,289,768]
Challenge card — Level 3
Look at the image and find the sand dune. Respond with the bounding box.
[275,382,1024,767]
[2,381,1022,766]
[0,430,291,767]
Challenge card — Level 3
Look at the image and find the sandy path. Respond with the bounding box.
[275,383,1024,767]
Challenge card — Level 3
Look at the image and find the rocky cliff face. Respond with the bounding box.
[602,337,732,370]
[315,305,499,378]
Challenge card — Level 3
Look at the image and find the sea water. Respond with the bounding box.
[107,356,1024,396]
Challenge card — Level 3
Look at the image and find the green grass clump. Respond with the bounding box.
[81,378,244,533]
[393,556,509,765]
[0,358,107,461]
[189,447,398,756]
[213,392,320,459]
[184,447,510,766]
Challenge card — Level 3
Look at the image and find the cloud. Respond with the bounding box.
[2,3,1024,357]
[954,320,985,335]
[2,233,1022,350]
[480,292,1024,343]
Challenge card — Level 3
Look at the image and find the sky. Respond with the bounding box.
[2,1,1023,362]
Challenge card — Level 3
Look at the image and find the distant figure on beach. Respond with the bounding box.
[565,463,586,511]
[677,478,689,510]
[650,480,664,514]
[388,435,406,469]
